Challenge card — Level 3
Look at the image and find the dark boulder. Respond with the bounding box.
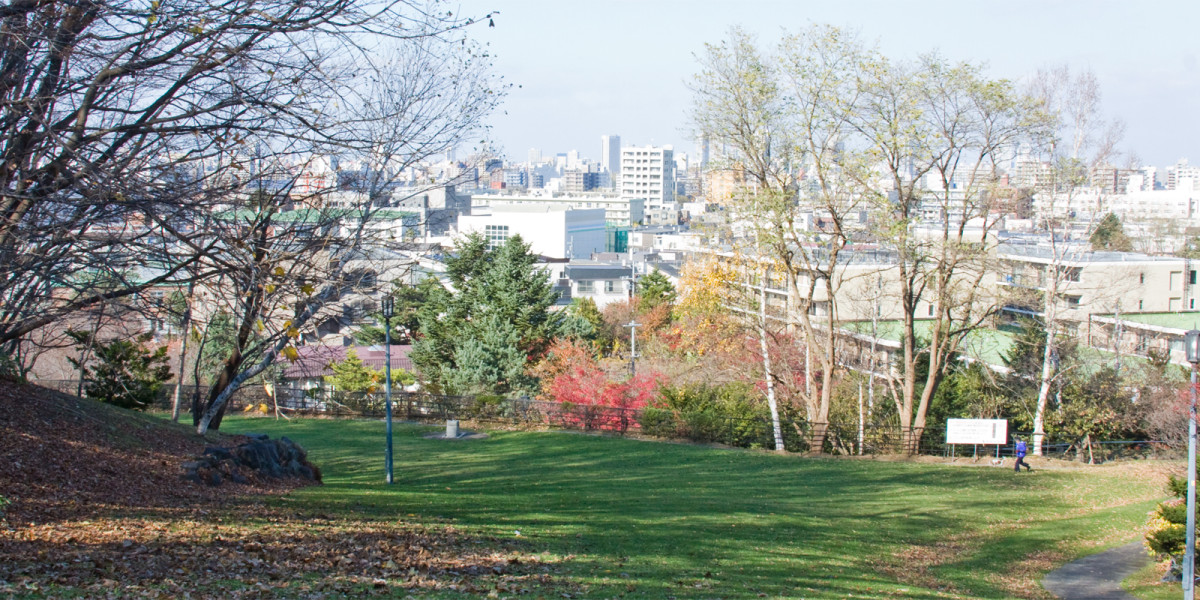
[182,435,321,486]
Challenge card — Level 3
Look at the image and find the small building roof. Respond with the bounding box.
[280,344,413,380]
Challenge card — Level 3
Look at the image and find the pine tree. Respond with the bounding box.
[636,270,677,312]
[68,332,173,410]
[1089,213,1133,252]
[411,233,562,395]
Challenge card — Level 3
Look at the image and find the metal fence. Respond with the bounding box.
[39,379,1173,460]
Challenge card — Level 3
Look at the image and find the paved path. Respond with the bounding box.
[1042,541,1152,600]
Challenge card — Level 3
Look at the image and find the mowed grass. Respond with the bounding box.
[222,417,1172,599]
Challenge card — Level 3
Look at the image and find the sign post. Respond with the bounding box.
[946,419,1008,460]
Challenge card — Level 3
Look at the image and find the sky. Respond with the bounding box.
[456,0,1198,172]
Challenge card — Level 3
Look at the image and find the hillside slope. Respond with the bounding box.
[0,382,549,599]
[0,380,291,526]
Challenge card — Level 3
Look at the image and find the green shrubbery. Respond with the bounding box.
[68,332,172,410]
[1145,475,1197,582]
[641,383,776,448]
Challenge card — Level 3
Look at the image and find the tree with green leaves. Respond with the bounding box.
[411,233,562,395]
[636,270,677,312]
[561,297,611,351]
[325,349,380,393]
[354,277,437,346]
[1050,366,1134,463]
[1089,212,1133,252]
[67,332,172,410]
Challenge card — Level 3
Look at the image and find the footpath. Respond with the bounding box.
[1042,541,1151,600]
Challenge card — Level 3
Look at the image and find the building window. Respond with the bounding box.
[1191,270,1197,285]
[604,280,616,293]
[484,224,509,249]
[577,280,594,293]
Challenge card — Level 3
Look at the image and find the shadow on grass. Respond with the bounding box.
[221,418,1163,599]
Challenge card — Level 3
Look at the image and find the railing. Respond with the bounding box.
[36,379,1173,460]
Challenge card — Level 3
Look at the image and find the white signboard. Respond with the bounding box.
[945,418,1008,445]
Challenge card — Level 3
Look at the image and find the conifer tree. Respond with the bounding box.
[412,233,562,395]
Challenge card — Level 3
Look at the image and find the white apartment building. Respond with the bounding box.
[1168,159,1200,191]
[620,145,676,224]
[996,242,1196,318]
[470,192,644,227]
[457,205,606,259]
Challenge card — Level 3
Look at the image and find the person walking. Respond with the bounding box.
[1014,437,1032,472]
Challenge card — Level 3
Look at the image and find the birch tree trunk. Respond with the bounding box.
[756,263,785,452]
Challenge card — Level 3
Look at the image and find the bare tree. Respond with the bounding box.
[1022,65,1128,455]
[690,28,792,451]
[848,54,1045,453]
[0,0,499,384]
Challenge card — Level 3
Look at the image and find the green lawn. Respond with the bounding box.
[223,417,1172,599]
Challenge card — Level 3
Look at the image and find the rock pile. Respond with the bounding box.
[183,433,322,486]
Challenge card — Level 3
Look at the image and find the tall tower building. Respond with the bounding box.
[601,135,621,180]
[619,145,676,224]
[528,148,542,165]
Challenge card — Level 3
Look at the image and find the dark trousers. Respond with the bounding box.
[1014,455,1031,471]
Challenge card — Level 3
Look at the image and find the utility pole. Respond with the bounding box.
[625,320,641,378]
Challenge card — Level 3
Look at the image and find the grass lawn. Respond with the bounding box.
[1124,561,1176,600]
[220,416,1174,599]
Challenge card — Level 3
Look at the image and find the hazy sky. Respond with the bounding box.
[457,0,1198,171]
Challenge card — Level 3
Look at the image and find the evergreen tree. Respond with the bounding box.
[636,269,677,312]
[1089,212,1133,252]
[324,348,380,393]
[68,332,173,410]
[353,278,435,345]
[411,233,562,394]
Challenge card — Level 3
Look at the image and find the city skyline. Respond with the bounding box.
[459,0,1198,171]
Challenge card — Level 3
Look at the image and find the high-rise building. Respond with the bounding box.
[562,169,600,193]
[619,145,676,224]
[1167,159,1198,191]
[601,135,621,180]
[528,148,542,165]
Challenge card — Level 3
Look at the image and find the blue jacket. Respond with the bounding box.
[1015,440,1027,457]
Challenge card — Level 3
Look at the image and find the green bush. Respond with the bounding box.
[1146,474,1199,581]
[649,383,773,448]
[69,332,172,410]
[469,394,505,419]
[637,406,678,438]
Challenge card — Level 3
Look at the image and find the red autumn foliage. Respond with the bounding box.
[533,338,662,433]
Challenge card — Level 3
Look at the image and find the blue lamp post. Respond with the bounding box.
[383,295,395,485]
[1184,329,1200,599]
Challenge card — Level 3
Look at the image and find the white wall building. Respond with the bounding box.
[620,145,676,224]
[471,192,644,227]
[457,205,606,259]
[564,262,635,309]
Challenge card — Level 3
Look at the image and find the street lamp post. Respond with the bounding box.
[383,296,395,485]
[1184,329,1200,599]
